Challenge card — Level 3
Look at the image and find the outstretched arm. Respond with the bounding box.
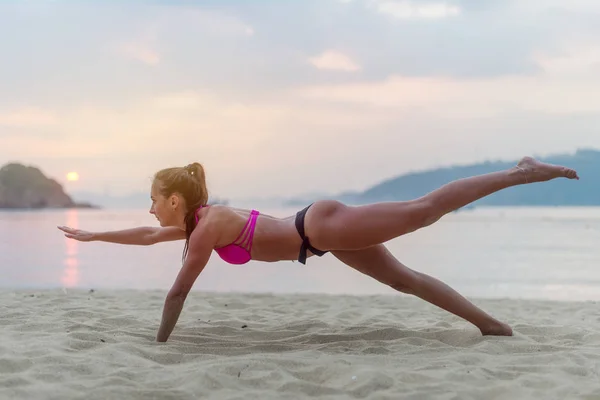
[156,222,217,342]
[58,226,185,245]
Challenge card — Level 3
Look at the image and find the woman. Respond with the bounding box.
[58,157,579,342]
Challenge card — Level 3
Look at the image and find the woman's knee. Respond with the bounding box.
[411,198,443,230]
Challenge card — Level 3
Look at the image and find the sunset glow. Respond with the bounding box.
[66,172,79,182]
[61,210,80,288]
[0,1,599,199]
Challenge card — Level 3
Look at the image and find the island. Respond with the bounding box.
[0,163,98,209]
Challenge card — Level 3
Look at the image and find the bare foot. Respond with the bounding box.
[515,156,579,183]
[480,321,513,336]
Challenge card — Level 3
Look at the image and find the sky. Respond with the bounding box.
[1,0,600,201]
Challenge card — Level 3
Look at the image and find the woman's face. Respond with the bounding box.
[149,182,183,227]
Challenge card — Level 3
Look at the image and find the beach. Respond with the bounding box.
[2,289,599,399]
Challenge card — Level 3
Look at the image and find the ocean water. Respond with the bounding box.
[1,206,599,301]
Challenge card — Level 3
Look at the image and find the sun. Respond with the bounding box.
[66,172,79,182]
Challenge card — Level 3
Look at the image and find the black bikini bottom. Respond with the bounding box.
[295,203,328,264]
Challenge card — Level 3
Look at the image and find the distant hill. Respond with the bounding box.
[70,190,229,209]
[285,148,600,207]
[0,163,97,209]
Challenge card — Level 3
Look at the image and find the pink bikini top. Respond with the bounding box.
[195,205,260,265]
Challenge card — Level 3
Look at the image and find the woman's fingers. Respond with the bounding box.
[59,226,82,239]
[58,226,82,235]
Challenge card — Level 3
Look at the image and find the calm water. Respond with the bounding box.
[1,206,600,301]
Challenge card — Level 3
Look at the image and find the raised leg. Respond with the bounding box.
[309,156,579,251]
[332,245,512,336]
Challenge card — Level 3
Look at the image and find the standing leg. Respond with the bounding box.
[309,156,579,251]
[332,245,512,336]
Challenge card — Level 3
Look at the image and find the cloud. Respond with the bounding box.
[368,0,461,20]
[511,0,600,13]
[308,50,361,72]
[150,91,215,110]
[0,107,58,127]
[532,41,600,76]
[295,34,600,119]
[115,41,160,65]
[0,2,257,108]
[150,6,255,38]
[109,5,255,66]
[295,49,600,117]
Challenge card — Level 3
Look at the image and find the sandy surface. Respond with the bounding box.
[1,289,599,399]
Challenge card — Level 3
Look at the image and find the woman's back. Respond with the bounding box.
[199,205,302,263]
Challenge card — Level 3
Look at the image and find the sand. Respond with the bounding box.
[1,289,599,400]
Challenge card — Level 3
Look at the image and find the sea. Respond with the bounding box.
[1,206,599,302]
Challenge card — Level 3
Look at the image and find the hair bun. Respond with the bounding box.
[184,162,202,177]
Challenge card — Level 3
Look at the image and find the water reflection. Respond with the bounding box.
[61,210,79,287]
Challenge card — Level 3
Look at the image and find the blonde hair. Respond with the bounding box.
[153,162,209,262]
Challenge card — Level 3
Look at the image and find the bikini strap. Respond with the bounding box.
[234,210,259,252]
[295,204,326,264]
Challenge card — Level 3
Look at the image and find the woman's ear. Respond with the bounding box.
[169,194,181,210]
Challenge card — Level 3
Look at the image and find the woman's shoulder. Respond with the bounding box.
[201,205,247,226]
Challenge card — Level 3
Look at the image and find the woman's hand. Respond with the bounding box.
[57,226,96,242]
